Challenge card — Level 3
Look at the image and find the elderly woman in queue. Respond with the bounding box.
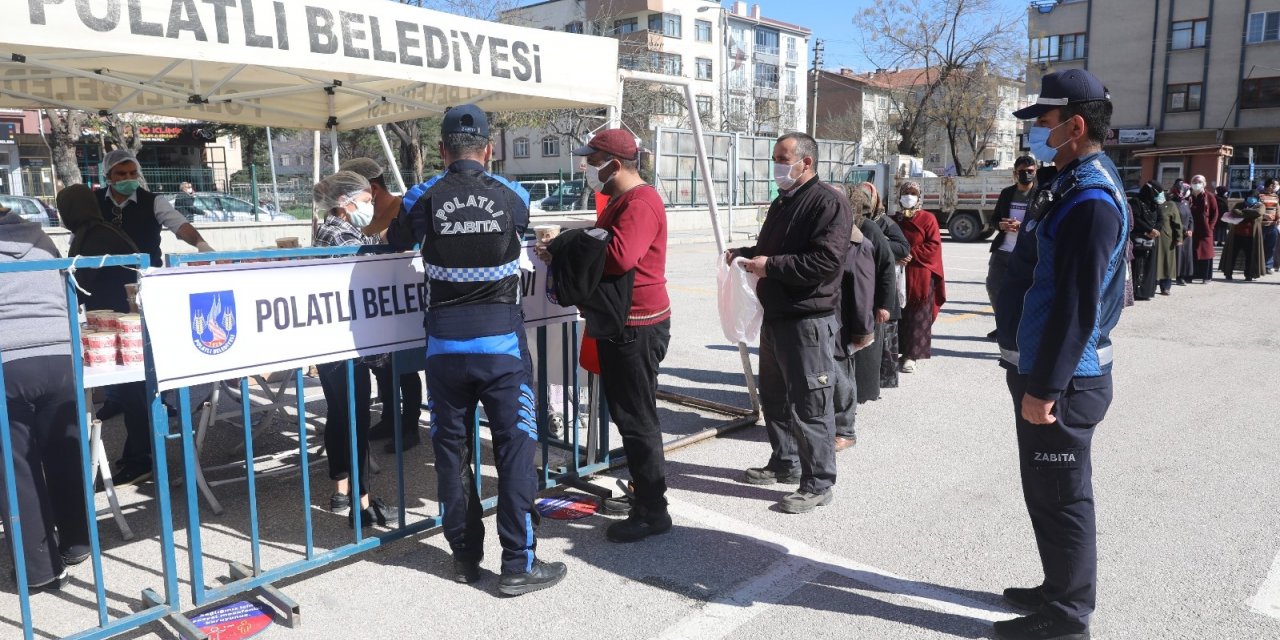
[1171,179,1195,285]
[1127,181,1164,301]
[891,181,945,374]
[311,171,397,529]
[1154,182,1184,296]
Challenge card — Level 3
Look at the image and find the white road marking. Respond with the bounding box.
[588,479,1014,639]
[1249,549,1280,619]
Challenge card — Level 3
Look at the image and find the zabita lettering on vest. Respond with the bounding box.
[436,194,506,234]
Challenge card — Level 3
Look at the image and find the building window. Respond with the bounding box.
[1241,76,1280,109]
[649,13,681,38]
[785,69,797,97]
[614,18,639,35]
[541,136,560,157]
[755,28,780,55]
[1030,32,1087,63]
[1247,11,1280,44]
[785,37,798,64]
[696,58,713,81]
[695,20,712,42]
[620,51,682,76]
[1166,83,1202,112]
[513,138,530,158]
[657,93,684,115]
[564,21,584,34]
[696,95,713,119]
[1171,19,1208,50]
[754,63,779,88]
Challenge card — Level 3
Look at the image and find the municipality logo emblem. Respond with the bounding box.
[190,291,237,356]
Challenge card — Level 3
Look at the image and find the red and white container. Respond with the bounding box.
[82,331,116,351]
[84,348,117,368]
[117,333,145,350]
[118,348,145,366]
[116,313,143,334]
[85,311,117,331]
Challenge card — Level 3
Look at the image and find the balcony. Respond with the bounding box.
[785,86,798,100]
[754,49,780,64]
[616,29,666,51]
[754,85,779,99]
[785,50,801,66]
[729,78,751,94]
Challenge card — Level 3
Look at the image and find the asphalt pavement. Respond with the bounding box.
[9,234,1280,640]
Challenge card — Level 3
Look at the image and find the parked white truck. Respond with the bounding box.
[844,155,1010,242]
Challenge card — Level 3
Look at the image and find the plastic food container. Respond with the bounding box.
[83,332,117,350]
[84,348,117,367]
[117,333,145,349]
[118,349,145,366]
[116,314,143,333]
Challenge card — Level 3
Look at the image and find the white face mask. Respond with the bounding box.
[584,159,616,192]
[349,200,375,228]
[900,194,920,210]
[774,161,802,191]
[1190,182,1205,194]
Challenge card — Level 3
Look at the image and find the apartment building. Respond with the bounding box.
[810,68,1027,173]
[498,0,808,180]
[1029,0,1280,189]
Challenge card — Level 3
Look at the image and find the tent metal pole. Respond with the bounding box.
[312,131,321,239]
[374,125,407,193]
[266,127,281,214]
[330,129,339,172]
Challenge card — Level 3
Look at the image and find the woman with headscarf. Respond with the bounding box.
[311,171,397,529]
[1127,181,1163,301]
[847,182,905,399]
[1220,193,1266,281]
[1187,174,1219,283]
[891,181,945,373]
[1171,179,1195,285]
[1155,182,1184,295]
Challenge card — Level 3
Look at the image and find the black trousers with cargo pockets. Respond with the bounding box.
[759,315,838,494]
[1006,369,1113,626]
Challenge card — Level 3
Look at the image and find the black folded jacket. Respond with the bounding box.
[547,227,635,340]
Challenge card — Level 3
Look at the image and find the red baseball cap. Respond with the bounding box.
[572,129,642,160]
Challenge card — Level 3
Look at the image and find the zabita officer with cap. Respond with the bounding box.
[993,68,1129,640]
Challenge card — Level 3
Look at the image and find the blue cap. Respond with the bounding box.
[1013,68,1110,120]
[440,104,489,137]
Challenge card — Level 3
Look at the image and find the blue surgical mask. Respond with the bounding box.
[1154,193,1166,205]
[1027,120,1071,163]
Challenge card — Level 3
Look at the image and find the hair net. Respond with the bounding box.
[313,171,370,211]
[339,157,385,181]
[103,149,140,173]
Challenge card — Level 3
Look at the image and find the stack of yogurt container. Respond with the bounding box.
[82,311,145,367]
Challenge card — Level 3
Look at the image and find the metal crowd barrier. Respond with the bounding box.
[0,253,193,640]
[159,246,612,629]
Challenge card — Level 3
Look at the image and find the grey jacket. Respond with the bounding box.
[0,211,71,363]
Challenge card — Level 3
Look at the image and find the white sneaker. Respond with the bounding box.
[899,359,916,373]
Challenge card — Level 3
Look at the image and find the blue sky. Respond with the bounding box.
[754,0,1031,73]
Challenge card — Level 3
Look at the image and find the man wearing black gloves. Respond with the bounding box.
[995,69,1129,640]
[727,132,852,514]
[385,105,565,596]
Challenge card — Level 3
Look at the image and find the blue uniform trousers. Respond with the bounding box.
[1006,370,1113,626]
[426,329,539,575]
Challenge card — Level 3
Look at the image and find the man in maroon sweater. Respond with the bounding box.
[570,129,673,542]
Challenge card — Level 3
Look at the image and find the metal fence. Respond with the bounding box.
[0,246,608,639]
[652,127,862,208]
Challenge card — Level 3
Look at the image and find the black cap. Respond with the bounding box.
[1013,68,1110,120]
[440,104,489,137]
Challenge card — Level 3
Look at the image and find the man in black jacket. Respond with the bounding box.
[986,155,1037,340]
[726,132,852,514]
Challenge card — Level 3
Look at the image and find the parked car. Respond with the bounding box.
[539,181,590,212]
[158,192,293,223]
[0,194,53,227]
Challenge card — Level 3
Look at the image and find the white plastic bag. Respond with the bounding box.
[895,264,907,310]
[717,257,764,344]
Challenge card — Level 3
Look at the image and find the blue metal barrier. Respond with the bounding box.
[0,254,190,640]
[162,246,610,621]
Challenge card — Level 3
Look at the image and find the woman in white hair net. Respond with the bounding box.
[309,170,398,527]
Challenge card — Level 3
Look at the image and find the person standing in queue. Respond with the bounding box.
[552,129,674,543]
[385,105,566,595]
[339,157,424,453]
[986,156,1038,339]
[996,69,1129,640]
[95,149,215,487]
[727,132,851,514]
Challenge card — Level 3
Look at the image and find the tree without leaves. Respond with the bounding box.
[42,110,88,187]
[854,0,1022,165]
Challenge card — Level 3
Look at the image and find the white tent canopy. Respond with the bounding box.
[0,0,619,129]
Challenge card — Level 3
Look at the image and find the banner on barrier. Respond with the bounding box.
[139,245,576,391]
